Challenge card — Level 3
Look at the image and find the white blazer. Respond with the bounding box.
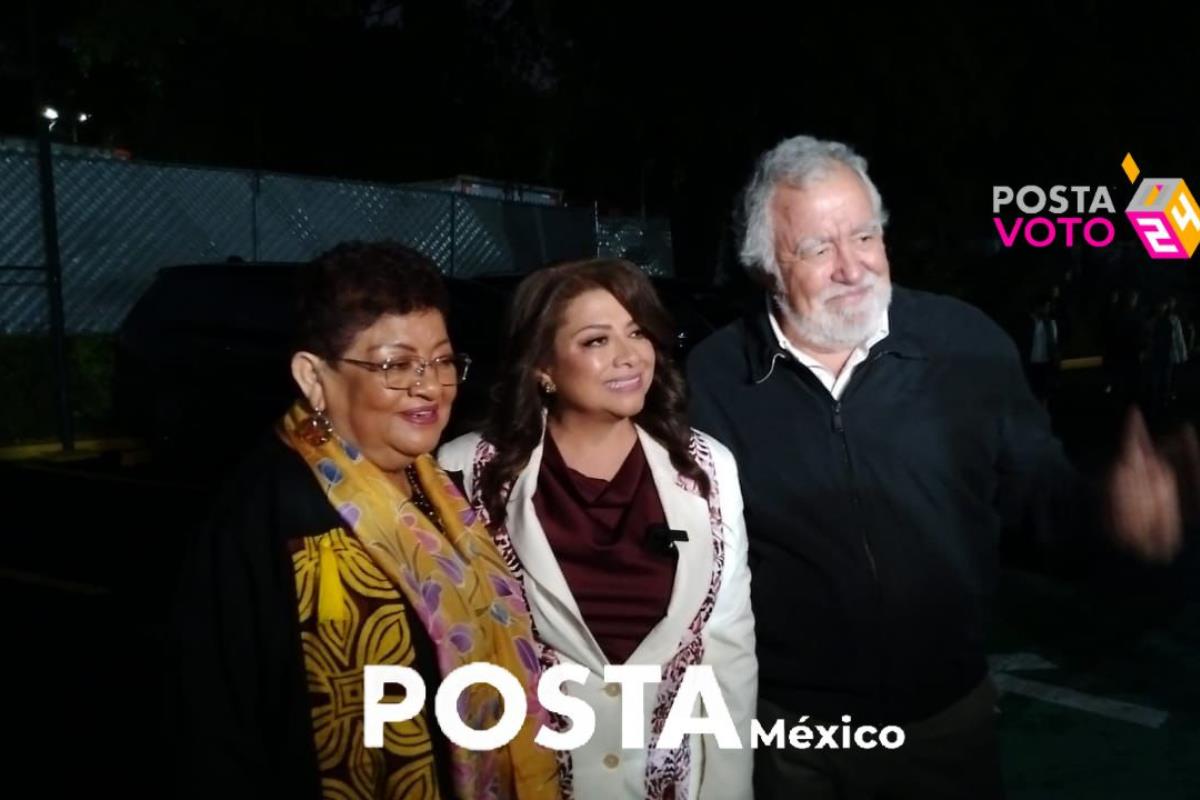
[439,426,756,800]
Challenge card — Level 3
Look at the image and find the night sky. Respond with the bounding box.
[2,1,1196,293]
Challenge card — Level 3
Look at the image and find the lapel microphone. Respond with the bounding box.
[646,523,689,554]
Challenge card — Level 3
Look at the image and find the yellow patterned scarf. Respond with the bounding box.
[280,403,562,800]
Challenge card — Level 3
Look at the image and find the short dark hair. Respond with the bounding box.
[294,241,448,359]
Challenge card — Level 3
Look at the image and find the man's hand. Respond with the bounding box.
[1159,422,1200,522]
[1107,409,1192,563]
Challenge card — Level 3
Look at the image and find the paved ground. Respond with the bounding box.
[992,566,1200,799]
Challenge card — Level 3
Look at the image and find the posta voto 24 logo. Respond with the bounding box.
[992,153,1200,259]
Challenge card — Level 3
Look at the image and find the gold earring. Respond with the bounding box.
[298,406,334,446]
[540,378,557,395]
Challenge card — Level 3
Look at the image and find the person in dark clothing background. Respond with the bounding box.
[1102,288,1123,395]
[1022,294,1060,408]
[686,134,1197,800]
[1148,296,1189,416]
[1115,289,1148,405]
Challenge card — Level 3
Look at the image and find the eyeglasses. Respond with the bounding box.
[335,354,472,389]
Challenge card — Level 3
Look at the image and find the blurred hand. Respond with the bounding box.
[1106,409,1190,563]
[1160,422,1200,522]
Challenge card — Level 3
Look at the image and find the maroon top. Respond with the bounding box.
[533,433,677,664]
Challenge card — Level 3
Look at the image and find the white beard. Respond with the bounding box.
[776,278,892,351]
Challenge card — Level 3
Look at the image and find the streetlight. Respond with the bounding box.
[41,106,92,142]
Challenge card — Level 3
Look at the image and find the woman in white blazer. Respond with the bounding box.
[439,259,756,800]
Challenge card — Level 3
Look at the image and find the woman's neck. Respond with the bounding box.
[547,412,638,481]
[387,467,414,497]
[337,430,414,496]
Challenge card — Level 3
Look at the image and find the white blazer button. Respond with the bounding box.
[603,753,620,769]
[604,683,620,697]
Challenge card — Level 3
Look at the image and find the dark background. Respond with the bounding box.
[2,2,1199,797]
[4,1,1196,296]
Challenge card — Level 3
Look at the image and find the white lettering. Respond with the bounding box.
[1090,186,1116,214]
[992,186,1014,214]
[752,718,786,749]
[534,664,595,750]
[363,666,427,748]
[1171,192,1200,232]
[435,663,527,751]
[1017,185,1047,214]
[603,664,662,748]
[1048,185,1068,214]
[880,725,906,749]
[656,665,742,749]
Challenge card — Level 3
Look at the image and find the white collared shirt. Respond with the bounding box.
[767,300,890,400]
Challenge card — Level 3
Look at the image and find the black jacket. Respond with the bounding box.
[170,434,452,799]
[686,286,1092,723]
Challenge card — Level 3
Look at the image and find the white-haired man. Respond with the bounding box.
[687,134,1193,798]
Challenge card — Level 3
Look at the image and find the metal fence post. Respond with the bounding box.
[29,0,73,453]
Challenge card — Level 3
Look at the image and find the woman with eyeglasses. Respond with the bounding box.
[173,242,561,800]
[439,259,756,800]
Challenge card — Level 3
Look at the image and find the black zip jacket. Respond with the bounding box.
[686,286,1093,723]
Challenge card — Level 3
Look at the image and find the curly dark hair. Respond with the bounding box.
[294,241,448,359]
[478,258,710,526]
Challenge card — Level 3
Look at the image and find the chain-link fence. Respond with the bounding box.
[0,142,680,334]
[596,216,674,277]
